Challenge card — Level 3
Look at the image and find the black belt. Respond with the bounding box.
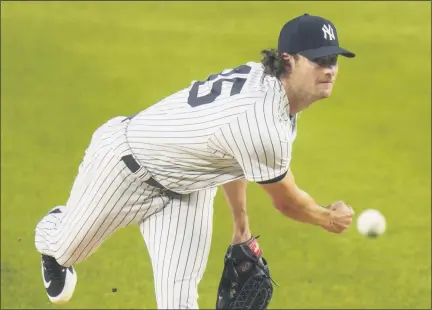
[121,155,180,196]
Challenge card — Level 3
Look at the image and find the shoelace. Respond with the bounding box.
[252,236,279,287]
[227,235,279,287]
[257,260,279,287]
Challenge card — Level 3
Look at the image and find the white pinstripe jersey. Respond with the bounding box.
[126,61,298,194]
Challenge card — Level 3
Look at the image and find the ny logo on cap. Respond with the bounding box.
[322,24,335,40]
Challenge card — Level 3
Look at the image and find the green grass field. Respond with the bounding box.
[1,1,431,309]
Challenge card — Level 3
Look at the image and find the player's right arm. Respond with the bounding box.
[259,168,354,233]
[208,87,353,233]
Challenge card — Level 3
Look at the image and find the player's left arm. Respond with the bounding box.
[217,178,274,310]
[222,179,251,244]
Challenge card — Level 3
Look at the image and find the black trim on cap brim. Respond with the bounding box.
[299,46,356,60]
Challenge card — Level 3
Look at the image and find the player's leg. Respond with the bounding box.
[34,116,168,303]
[35,156,162,267]
[140,188,217,309]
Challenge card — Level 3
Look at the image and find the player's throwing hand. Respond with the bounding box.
[322,201,354,233]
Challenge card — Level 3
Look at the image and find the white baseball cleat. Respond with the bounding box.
[41,255,77,304]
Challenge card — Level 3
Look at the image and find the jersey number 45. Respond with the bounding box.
[187,65,251,107]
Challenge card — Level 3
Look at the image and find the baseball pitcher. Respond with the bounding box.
[35,13,355,309]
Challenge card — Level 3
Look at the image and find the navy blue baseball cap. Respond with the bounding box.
[278,13,355,60]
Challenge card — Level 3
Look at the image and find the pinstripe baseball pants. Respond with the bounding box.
[34,116,217,309]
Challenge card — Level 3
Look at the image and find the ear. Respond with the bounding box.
[281,53,296,72]
[281,52,291,61]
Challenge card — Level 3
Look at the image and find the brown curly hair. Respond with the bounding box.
[260,49,298,79]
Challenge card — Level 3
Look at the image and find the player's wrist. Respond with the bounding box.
[313,204,332,228]
[231,231,252,245]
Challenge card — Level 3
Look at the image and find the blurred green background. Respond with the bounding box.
[1,1,431,309]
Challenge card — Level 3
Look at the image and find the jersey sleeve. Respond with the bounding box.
[209,89,293,183]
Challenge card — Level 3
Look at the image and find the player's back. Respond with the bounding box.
[126,61,290,194]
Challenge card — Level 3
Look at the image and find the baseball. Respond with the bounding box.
[356,209,386,238]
